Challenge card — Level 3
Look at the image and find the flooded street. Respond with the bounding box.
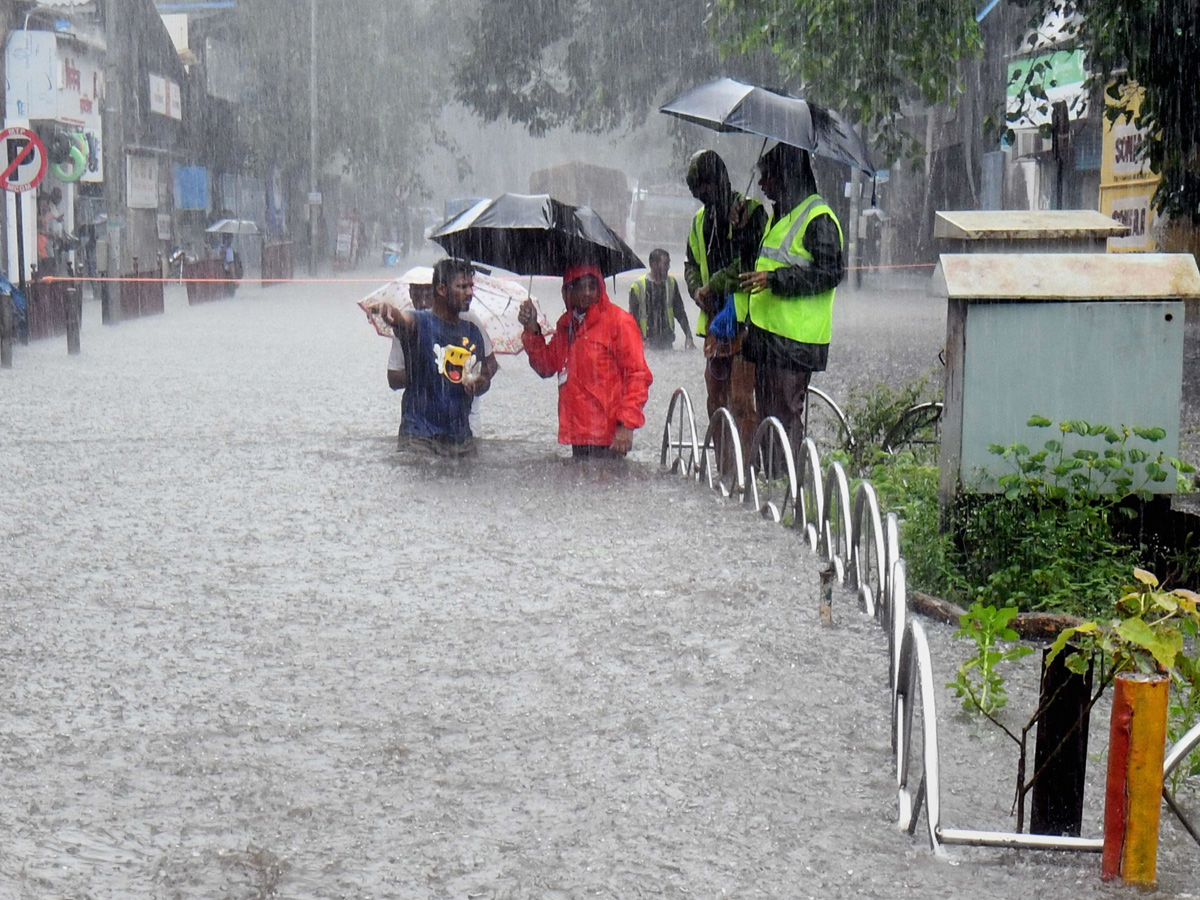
[0,270,1196,898]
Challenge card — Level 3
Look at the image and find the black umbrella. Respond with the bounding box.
[429,193,643,278]
[660,77,874,175]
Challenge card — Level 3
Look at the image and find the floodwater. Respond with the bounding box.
[0,267,1196,898]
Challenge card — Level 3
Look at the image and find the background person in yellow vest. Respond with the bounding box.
[628,249,694,351]
[683,150,768,458]
[738,142,845,458]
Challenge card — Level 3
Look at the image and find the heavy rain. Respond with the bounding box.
[2,0,1200,897]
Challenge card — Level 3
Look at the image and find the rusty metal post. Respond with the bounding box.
[819,564,835,626]
[65,282,81,355]
[1102,672,1169,887]
[0,290,13,368]
[100,272,114,325]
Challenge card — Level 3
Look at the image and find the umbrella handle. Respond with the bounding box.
[744,136,768,198]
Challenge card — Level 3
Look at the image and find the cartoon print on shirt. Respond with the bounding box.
[433,337,477,384]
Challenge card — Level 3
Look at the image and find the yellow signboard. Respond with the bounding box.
[1099,84,1158,252]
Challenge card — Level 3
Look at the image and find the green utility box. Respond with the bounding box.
[934,210,1129,254]
[933,253,1200,506]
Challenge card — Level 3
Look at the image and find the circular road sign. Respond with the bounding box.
[0,127,48,194]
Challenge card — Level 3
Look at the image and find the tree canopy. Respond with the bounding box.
[1027,0,1200,221]
[452,0,777,135]
[233,0,458,196]
[454,0,1200,220]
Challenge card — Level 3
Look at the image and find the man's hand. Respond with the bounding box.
[611,424,634,455]
[517,299,540,333]
[463,374,490,398]
[684,336,696,350]
[730,198,750,229]
[739,270,770,294]
[694,284,717,316]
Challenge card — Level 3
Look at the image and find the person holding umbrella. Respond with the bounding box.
[684,150,767,459]
[738,142,845,457]
[517,263,652,458]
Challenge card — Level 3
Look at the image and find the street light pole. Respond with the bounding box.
[308,0,317,275]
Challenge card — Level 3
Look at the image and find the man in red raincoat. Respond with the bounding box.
[518,263,653,458]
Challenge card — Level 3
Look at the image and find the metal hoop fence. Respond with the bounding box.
[659,390,1200,860]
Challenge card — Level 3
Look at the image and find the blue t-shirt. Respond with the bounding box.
[399,310,486,441]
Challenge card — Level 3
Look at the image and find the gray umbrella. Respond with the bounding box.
[660,77,874,175]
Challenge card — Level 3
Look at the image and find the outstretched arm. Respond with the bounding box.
[671,283,694,348]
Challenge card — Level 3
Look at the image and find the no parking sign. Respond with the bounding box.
[1,127,48,194]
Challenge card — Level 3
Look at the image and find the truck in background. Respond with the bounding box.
[529,162,631,240]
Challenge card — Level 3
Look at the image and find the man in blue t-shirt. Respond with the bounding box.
[385,258,498,455]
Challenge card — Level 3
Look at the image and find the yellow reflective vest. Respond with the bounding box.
[749,193,842,345]
[629,274,677,337]
[687,196,761,336]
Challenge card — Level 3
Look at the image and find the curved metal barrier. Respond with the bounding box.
[699,408,746,498]
[806,385,856,455]
[659,389,1199,863]
[884,512,901,623]
[747,416,798,524]
[796,437,825,552]
[893,618,946,855]
[821,460,854,583]
[850,482,886,618]
[660,388,700,478]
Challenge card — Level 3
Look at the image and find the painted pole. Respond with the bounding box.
[1102,671,1169,887]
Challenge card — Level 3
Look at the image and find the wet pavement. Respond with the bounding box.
[0,266,1196,898]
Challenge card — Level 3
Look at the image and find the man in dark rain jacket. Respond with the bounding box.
[739,142,845,458]
[684,150,767,458]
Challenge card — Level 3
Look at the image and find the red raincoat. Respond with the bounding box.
[523,277,653,447]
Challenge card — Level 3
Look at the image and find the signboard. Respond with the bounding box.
[1006,49,1088,129]
[149,73,182,121]
[1099,83,1159,253]
[0,127,48,193]
[58,45,105,182]
[5,31,57,120]
[6,32,104,182]
[1107,193,1152,251]
[127,153,159,209]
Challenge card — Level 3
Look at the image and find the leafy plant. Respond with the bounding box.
[949,602,1034,715]
[987,416,1192,504]
[949,416,1197,617]
[839,376,940,476]
[1048,567,1200,795]
[1048,567,1200,677]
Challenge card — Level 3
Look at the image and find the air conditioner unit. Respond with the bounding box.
[1014,131,1051,158]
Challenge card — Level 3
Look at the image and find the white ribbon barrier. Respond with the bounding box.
[659,393,1199,858]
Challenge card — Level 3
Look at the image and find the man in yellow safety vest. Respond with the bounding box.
[628,248,694,351]
[684,150,768,459]
[738,142,844,457]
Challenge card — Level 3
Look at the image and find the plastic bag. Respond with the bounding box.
[708,294,738,340]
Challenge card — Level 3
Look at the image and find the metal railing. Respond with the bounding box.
[659,393,1200,860]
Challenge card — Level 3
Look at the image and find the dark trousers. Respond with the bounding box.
[753,365,811,462]
[705,353,757,470]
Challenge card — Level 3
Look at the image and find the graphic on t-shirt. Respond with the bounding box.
[433,337,477,384]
